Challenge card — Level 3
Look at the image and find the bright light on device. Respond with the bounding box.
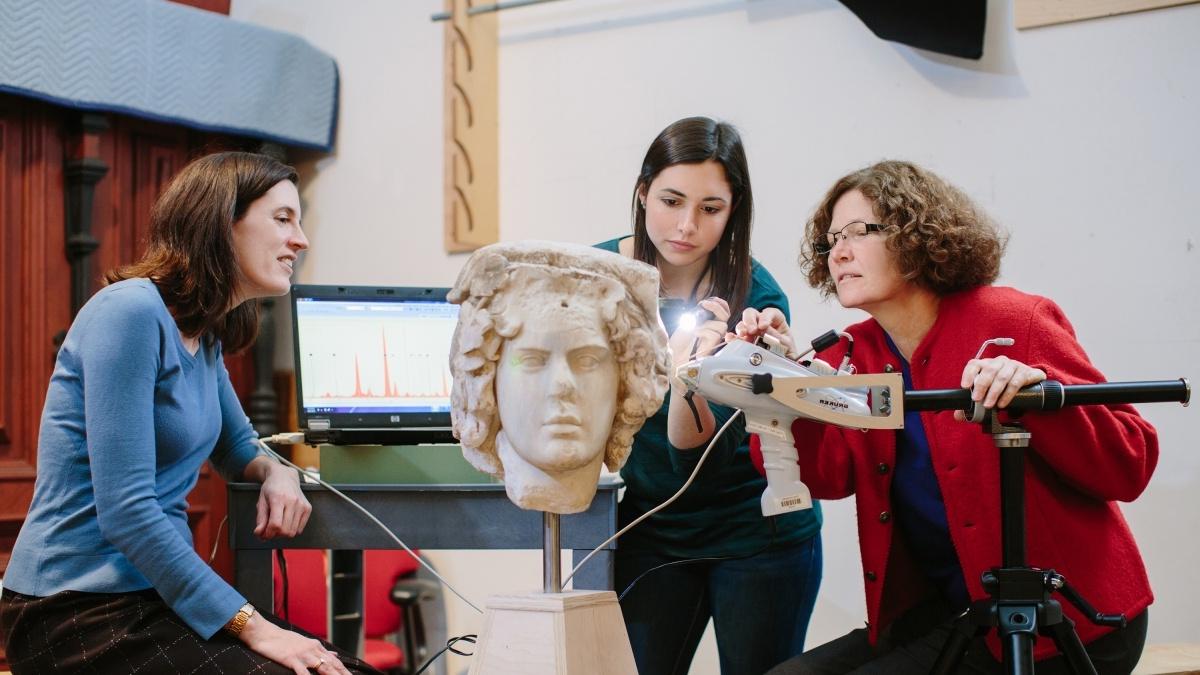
[677,312,698,332]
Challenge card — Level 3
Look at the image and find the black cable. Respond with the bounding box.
[413,634,477,674]
[275,548,289,623]
[617,516,779,602]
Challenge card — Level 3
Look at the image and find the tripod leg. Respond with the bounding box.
[1043,615,1098,675]
[932,611,984,675]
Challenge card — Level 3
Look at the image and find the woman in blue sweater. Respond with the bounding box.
[596,117,823,675]
[1,152,370,674]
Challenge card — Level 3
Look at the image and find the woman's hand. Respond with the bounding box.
[244,456,312,539]
[734,307,797,357]
[239,613,351,675]
[667,297,732,373]
[665,297,730,448]
[956,356,1047,421]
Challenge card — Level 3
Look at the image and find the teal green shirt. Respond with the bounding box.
[596,237,822,558]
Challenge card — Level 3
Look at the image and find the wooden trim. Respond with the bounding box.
[443,0,499,252]
[275,370,319,469]
[0,462,37,480]
[64,114,110,316]
[0,112,8,452]
[1015,0,1198,29]
[167,0,231,14]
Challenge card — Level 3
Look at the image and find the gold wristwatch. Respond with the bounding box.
[224,602,256,636]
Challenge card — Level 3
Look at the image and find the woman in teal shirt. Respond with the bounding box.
[596,117,823,675]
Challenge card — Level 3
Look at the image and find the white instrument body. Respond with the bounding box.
[676,339,904,515]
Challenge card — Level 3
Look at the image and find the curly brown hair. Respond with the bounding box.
[801,160,1007,298]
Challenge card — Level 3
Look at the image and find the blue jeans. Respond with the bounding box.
[617,534,823,675]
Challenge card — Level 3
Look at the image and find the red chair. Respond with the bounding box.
[273,549,437,674]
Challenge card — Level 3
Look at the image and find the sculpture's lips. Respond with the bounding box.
[545,415,582,426]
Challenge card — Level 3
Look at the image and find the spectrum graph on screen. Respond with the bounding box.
[294,298,458,414]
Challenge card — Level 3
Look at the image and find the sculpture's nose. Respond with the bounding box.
[549,357,577,399]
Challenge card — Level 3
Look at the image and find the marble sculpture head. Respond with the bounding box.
[448,241,670,513]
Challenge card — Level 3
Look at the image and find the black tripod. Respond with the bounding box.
[902,378,1191,675]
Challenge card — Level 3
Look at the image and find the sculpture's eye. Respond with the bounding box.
[572,347,611,372]
[512,352,547,369]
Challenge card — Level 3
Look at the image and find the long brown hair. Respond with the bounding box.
[631,117,754,324]
[106,151,298,353]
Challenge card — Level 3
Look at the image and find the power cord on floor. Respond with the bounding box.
[413,634,477,675]
[255,435,483,614]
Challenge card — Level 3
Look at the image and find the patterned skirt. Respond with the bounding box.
[1,588,383,674]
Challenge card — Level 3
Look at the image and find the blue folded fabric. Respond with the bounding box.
[0,0,339,151]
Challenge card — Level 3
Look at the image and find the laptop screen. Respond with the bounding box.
[291,284,459,432]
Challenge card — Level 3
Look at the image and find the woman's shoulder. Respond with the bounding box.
[748,256,779,283]
[945,285,1054,316]
[79,279,170,327]
[593,236,632,255]
[747,256,788,309]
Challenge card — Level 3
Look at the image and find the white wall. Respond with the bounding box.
[233,1,1200,673]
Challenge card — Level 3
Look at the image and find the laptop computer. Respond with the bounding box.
[290,284,460,445]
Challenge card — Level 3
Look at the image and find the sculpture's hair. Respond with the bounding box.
[448,242,670,477]
[801,160,1007,298]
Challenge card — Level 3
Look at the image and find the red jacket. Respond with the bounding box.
[752,286,1157,660]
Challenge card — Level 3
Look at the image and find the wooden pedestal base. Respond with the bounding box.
[468,590,637,674]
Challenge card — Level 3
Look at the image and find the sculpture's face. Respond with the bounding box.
[495,301,619,473]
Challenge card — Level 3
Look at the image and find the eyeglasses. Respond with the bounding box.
[813,221,888,255]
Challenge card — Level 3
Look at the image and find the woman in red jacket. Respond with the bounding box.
[741,160,1155,674]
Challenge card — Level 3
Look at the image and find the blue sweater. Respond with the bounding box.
[5,279,263,638]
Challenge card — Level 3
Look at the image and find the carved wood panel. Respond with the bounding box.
[0,97,69,591]
[444,0,499,252]
[0,107,8,453]
[0,97,258,594]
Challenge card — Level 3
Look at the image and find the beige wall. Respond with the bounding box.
[233,1,1200,673]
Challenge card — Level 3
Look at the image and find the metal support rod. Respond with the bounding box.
[998,444,1027,567]
[543,511,561,593]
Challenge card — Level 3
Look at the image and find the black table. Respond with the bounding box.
[227,478,622,655]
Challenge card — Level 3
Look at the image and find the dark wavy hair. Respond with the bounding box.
[106,151,298,353]
[631,116,754,324]
[801,160,1007,298]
